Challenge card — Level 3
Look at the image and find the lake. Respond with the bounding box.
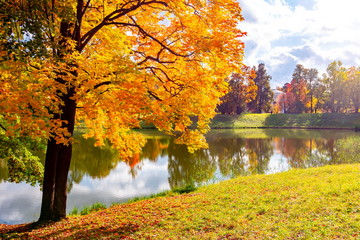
[1,129,359,224]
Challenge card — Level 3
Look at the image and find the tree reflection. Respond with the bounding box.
[245,138,273,174]
[68,137,120,191]
[333,136,360,164]
[208,137,247,177]
[274,137,336,168]
[0,158,8,181]
[67,130,360,191]
[141,138,169,161]
[167,141,216,189]
[2,129,358,193]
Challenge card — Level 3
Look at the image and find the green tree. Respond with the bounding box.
[321,61,348,113]
[0,134,44,186]
[248,63,273,113]
[346,66,360,113]
[304,68,319,113]
[312,80,327,113]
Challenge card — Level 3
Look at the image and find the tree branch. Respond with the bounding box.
[93,81,112,90]
[137,54,176,66]
[0,123,7,132]
[84,80,112,94]
[107,20,194,60]
[79,0,168,52]
[147,90,162,101]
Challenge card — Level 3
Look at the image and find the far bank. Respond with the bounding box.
[210,113,360,130]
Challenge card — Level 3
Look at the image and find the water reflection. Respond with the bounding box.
[141,129,358,186]
[68,138,120,192]
[1,129,360,224]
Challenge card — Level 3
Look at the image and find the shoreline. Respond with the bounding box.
[1,164,359,239]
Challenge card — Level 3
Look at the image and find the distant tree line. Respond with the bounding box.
[218,61,360,114]
[217,63,274,114]
[275,61,360,113]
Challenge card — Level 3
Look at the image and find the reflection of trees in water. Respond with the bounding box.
[129,138,170,177]
[167,137,274,188]
[66,132,356,192]
[167,141,216,189]
[333,136,360,164]
[3,130,358,191]
[309,139,336,166]
[274,138,336,168]
[68,137,119,190]
[245,138,273,174]
[141,138,169,162]
[208,137,247,177]
[0,158,8,181]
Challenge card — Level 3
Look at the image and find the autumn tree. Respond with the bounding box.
[321,61,348,113]
[276,83,296,113]
[248,63,273,113]
[0,0,246,222]
[217,66,257,114]
[286,64,308,113]
[311,80,327,113]
[346,66,360,113]
[304,68,319,113]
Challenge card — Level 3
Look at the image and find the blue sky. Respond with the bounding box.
[238,0,360,88]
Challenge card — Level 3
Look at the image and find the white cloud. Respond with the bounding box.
[238,0,360,87]
[0,183,41,224]
[66,158,170,211]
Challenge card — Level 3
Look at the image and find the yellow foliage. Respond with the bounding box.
[0,0,245,157]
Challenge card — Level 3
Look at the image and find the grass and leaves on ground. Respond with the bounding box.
[1,164,360,239]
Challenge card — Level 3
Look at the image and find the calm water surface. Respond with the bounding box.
[1,129,359,224]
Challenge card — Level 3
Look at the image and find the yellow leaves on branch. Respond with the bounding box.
[0,0,246,156]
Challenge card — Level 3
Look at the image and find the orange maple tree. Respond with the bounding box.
[217,66,257,114]
[0,0,246,221]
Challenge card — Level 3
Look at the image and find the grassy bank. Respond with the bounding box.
[210,113,360,129]
[1,164,360,239]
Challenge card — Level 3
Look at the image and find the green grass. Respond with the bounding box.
[69,202,107,216]
[86,113,360,131]
[210,113,360,129]
[122,184,197,205]
[2,164,360,239]
[335,136,360,163]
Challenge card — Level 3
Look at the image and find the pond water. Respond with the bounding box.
[1,129,360,224]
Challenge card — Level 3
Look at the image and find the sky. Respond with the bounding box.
[238,0,360,88]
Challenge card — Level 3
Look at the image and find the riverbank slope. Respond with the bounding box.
[210,113,360,129]
[1,164,359,239]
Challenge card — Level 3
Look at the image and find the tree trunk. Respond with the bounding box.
[38,88,77,222]
[38,138,59,221]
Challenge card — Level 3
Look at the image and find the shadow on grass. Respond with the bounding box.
[263,113,321,127]
[44,222,140,239]
[0,221,52,239]
[0,220,142,239]
[263,113,358,129]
